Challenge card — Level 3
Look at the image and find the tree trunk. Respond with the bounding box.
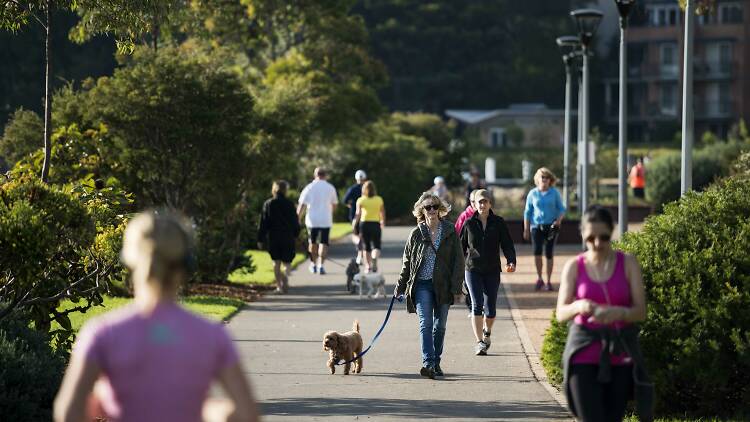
[40,0,52,183]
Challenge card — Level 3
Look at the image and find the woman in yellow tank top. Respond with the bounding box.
[355,181,386,272]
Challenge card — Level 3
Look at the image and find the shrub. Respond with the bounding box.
[647,141,747,210]
[618,176,750,416]
[540,311,568,387]
[0,108,43,166]
[0,310,66,421]
[0,176,127,345]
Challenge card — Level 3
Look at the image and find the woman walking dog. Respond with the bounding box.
[395,192,464,379]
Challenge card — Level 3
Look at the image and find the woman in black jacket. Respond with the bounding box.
[460,189,516,356]
[258,180,301,293]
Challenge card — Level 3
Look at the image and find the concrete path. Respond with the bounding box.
[227,227,571,421]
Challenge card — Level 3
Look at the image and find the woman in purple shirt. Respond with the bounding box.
[54,211,260,422]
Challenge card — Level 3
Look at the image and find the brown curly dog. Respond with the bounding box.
[322,320,363,375]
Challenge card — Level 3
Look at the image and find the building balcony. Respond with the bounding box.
[623,60,735,82]
[694,100,734,120]
[626,62,679,81]
[693,60,735,80]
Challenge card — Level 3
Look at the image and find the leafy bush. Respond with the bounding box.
[314,116,442,219]
[732,151,750,177]
[647,141,748,210]
[0,108,43,165]
[0,176,127,345]
[540,311,568,387]
[0,310,65,421]
[618,177,750,416]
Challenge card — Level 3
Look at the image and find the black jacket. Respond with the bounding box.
[460,210,516,274]
[257,194,301,241]
[563,323,654,422]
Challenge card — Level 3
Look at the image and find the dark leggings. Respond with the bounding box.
[531,226,556,259]
[464,271,500,318]
[569,364,633,422]
[359,222,382,252]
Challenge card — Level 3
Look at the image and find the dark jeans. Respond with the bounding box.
[414,279,450,368]
[569,364,633,422]
[465,271,500,318]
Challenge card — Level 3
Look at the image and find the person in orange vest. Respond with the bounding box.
[629,157,646,199]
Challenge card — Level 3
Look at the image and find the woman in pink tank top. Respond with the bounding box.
[555,206,647,422]
[54,211,260,422]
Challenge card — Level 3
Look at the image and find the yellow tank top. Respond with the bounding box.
[356,195,384,222]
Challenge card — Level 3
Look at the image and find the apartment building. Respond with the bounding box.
[603,0,748,141]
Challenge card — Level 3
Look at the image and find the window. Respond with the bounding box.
[660,83,677,116]
[669,8,679,26]
[489,128,508,148]
[660,43,679,77]
[720,2,743,24]
[647,4,681,26]
[705,42,733,75]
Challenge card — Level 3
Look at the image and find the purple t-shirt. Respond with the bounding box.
[74,302,240,422]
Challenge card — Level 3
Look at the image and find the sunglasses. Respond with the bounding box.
[423,204,439,211]
[541,176,550,180]
[585,233,612,243]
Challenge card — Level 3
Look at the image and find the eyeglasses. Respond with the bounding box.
[585,233,612,243]
[541,176,550,180]
[423,204,439,211]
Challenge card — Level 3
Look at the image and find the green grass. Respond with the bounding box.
[52,295,244,332]
[330,222,353,241]
[228,222,351,285]
[228,250,307,285]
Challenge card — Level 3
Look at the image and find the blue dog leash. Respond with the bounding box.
[335,294,403,365]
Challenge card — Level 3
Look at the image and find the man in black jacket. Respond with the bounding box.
[460,189,516,355]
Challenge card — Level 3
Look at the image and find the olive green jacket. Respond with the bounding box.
[396,220,465,313]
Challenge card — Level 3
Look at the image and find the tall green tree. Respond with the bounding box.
[1,0,75,182]
[72,0,188,52]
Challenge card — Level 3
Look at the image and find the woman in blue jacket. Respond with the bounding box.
[523,168,566,291]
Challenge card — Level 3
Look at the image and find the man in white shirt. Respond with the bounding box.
[297,167,338,275]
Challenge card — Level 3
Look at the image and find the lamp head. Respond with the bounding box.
[570,9,604,48]
[556,35,581,56]
[614,0,636,28]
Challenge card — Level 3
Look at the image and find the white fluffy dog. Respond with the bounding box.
[352,272,386,299]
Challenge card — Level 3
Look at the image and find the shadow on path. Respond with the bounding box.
[261,397,569,419]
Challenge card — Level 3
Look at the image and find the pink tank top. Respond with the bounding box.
[570,251,633,365]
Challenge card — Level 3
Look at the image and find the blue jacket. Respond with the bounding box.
[524,187,565,227]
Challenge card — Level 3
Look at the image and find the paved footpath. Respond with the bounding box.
[227,227,571,421]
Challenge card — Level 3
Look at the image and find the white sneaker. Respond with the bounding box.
[482,329,491,350]
[475,341,488,356]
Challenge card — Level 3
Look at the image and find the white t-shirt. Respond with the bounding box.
[299,179,338,228]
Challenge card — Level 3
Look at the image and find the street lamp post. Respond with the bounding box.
[556,36,582,211]
[571,9,604,215]
[614,0,635,237]
[682,0,695,195]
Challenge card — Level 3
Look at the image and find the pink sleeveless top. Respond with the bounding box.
[570,251,633,365]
